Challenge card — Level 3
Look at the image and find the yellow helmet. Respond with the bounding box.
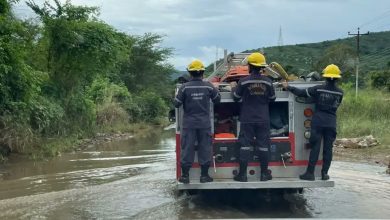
[247,52,267,67]
[322,64,341,78]
[187,59,205,71]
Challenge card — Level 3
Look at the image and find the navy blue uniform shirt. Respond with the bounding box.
[232,73,276,123]
[287,81,343,128]
[174,78,221,128]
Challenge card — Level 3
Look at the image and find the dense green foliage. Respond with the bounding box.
[243,31,390,86]
[369,65,390,91]
[0,0,174,156]
[205,31,390,89]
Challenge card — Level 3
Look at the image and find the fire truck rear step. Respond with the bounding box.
[177,178,334,190]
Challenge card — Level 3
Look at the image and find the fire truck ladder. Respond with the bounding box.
[206,51,283,81]
[206,52,251,81]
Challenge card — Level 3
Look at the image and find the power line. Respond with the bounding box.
[371,23,390,31]
[359,8,390,28]
[360,48,390,62]
[362,47,390,59]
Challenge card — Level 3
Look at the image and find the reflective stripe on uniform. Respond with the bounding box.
[175,97,182,103]
[241,146,251,150]
[241,80,272,86]
[233,92,241,98]
[317,89,343,96]
[305,88,311,97]
[182,86,214,92]
[269,95,276,99]
[258,147,268,152]
[212,93,219,100]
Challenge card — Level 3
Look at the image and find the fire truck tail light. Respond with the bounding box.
[304,119,311,128]
[304,108,313,117]
[304,131,311,139]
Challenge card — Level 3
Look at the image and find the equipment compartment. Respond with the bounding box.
[213,101,289,139]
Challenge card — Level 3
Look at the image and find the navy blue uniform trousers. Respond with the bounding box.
[308,126,337,173]
[180,128,212,168]
[239,122,270,171]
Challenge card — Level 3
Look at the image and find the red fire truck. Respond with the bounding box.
[174,52,334,191]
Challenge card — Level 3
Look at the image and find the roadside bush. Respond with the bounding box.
[126,91,168,124]
[369,70,390,91]
[123,97,142,123]
[338,89,390,144]
[88,78,131,128]
[65,92,96,134]
[87,77,130,104]
[29,96,65,136]
[96,101,129,127]
[0,112,36,153]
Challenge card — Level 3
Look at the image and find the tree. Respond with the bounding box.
[119,33,175,99]
[0,0,11,16]
[315,43,355,83]
[23,0,135,133]
[0,0,175,155]
[27,0,126,98]
[0,0,43,113]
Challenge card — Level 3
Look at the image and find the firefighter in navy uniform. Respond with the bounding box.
[282,64,344,181]
[231,52,276,182]
[174,60,221,184]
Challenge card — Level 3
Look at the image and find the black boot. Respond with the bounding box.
[299,165,315,181]
[321,170,330,180]
[200,165,213,183]
[299,171,315,181]
[234,161,248,182]
[260,169,272,181]
[179,166,190,184]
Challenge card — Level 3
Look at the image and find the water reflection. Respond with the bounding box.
[0,129,389,219]
[0,130,174,200]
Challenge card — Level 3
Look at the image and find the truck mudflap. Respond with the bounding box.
[177,178,334,190]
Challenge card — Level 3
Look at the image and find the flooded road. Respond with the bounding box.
[0,130,389,219]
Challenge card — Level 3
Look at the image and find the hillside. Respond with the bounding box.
[250,31,390,74]
[208,31,390,76]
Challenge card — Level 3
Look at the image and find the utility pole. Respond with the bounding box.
[348,27,369,98]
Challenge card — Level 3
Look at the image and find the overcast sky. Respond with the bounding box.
[14,0,390,70]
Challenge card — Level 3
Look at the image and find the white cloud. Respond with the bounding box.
[169,46,225,70]
[13,0,390,70]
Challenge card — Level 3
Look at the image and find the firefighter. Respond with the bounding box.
[282,64,344,181]
[174,59,221,184]
[230,52,276,182]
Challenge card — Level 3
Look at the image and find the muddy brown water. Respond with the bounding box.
[0,130,389,219]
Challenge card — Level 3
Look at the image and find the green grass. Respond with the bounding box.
[0,97,169,159]
[338,88,390,146]
[30,137,78,159]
